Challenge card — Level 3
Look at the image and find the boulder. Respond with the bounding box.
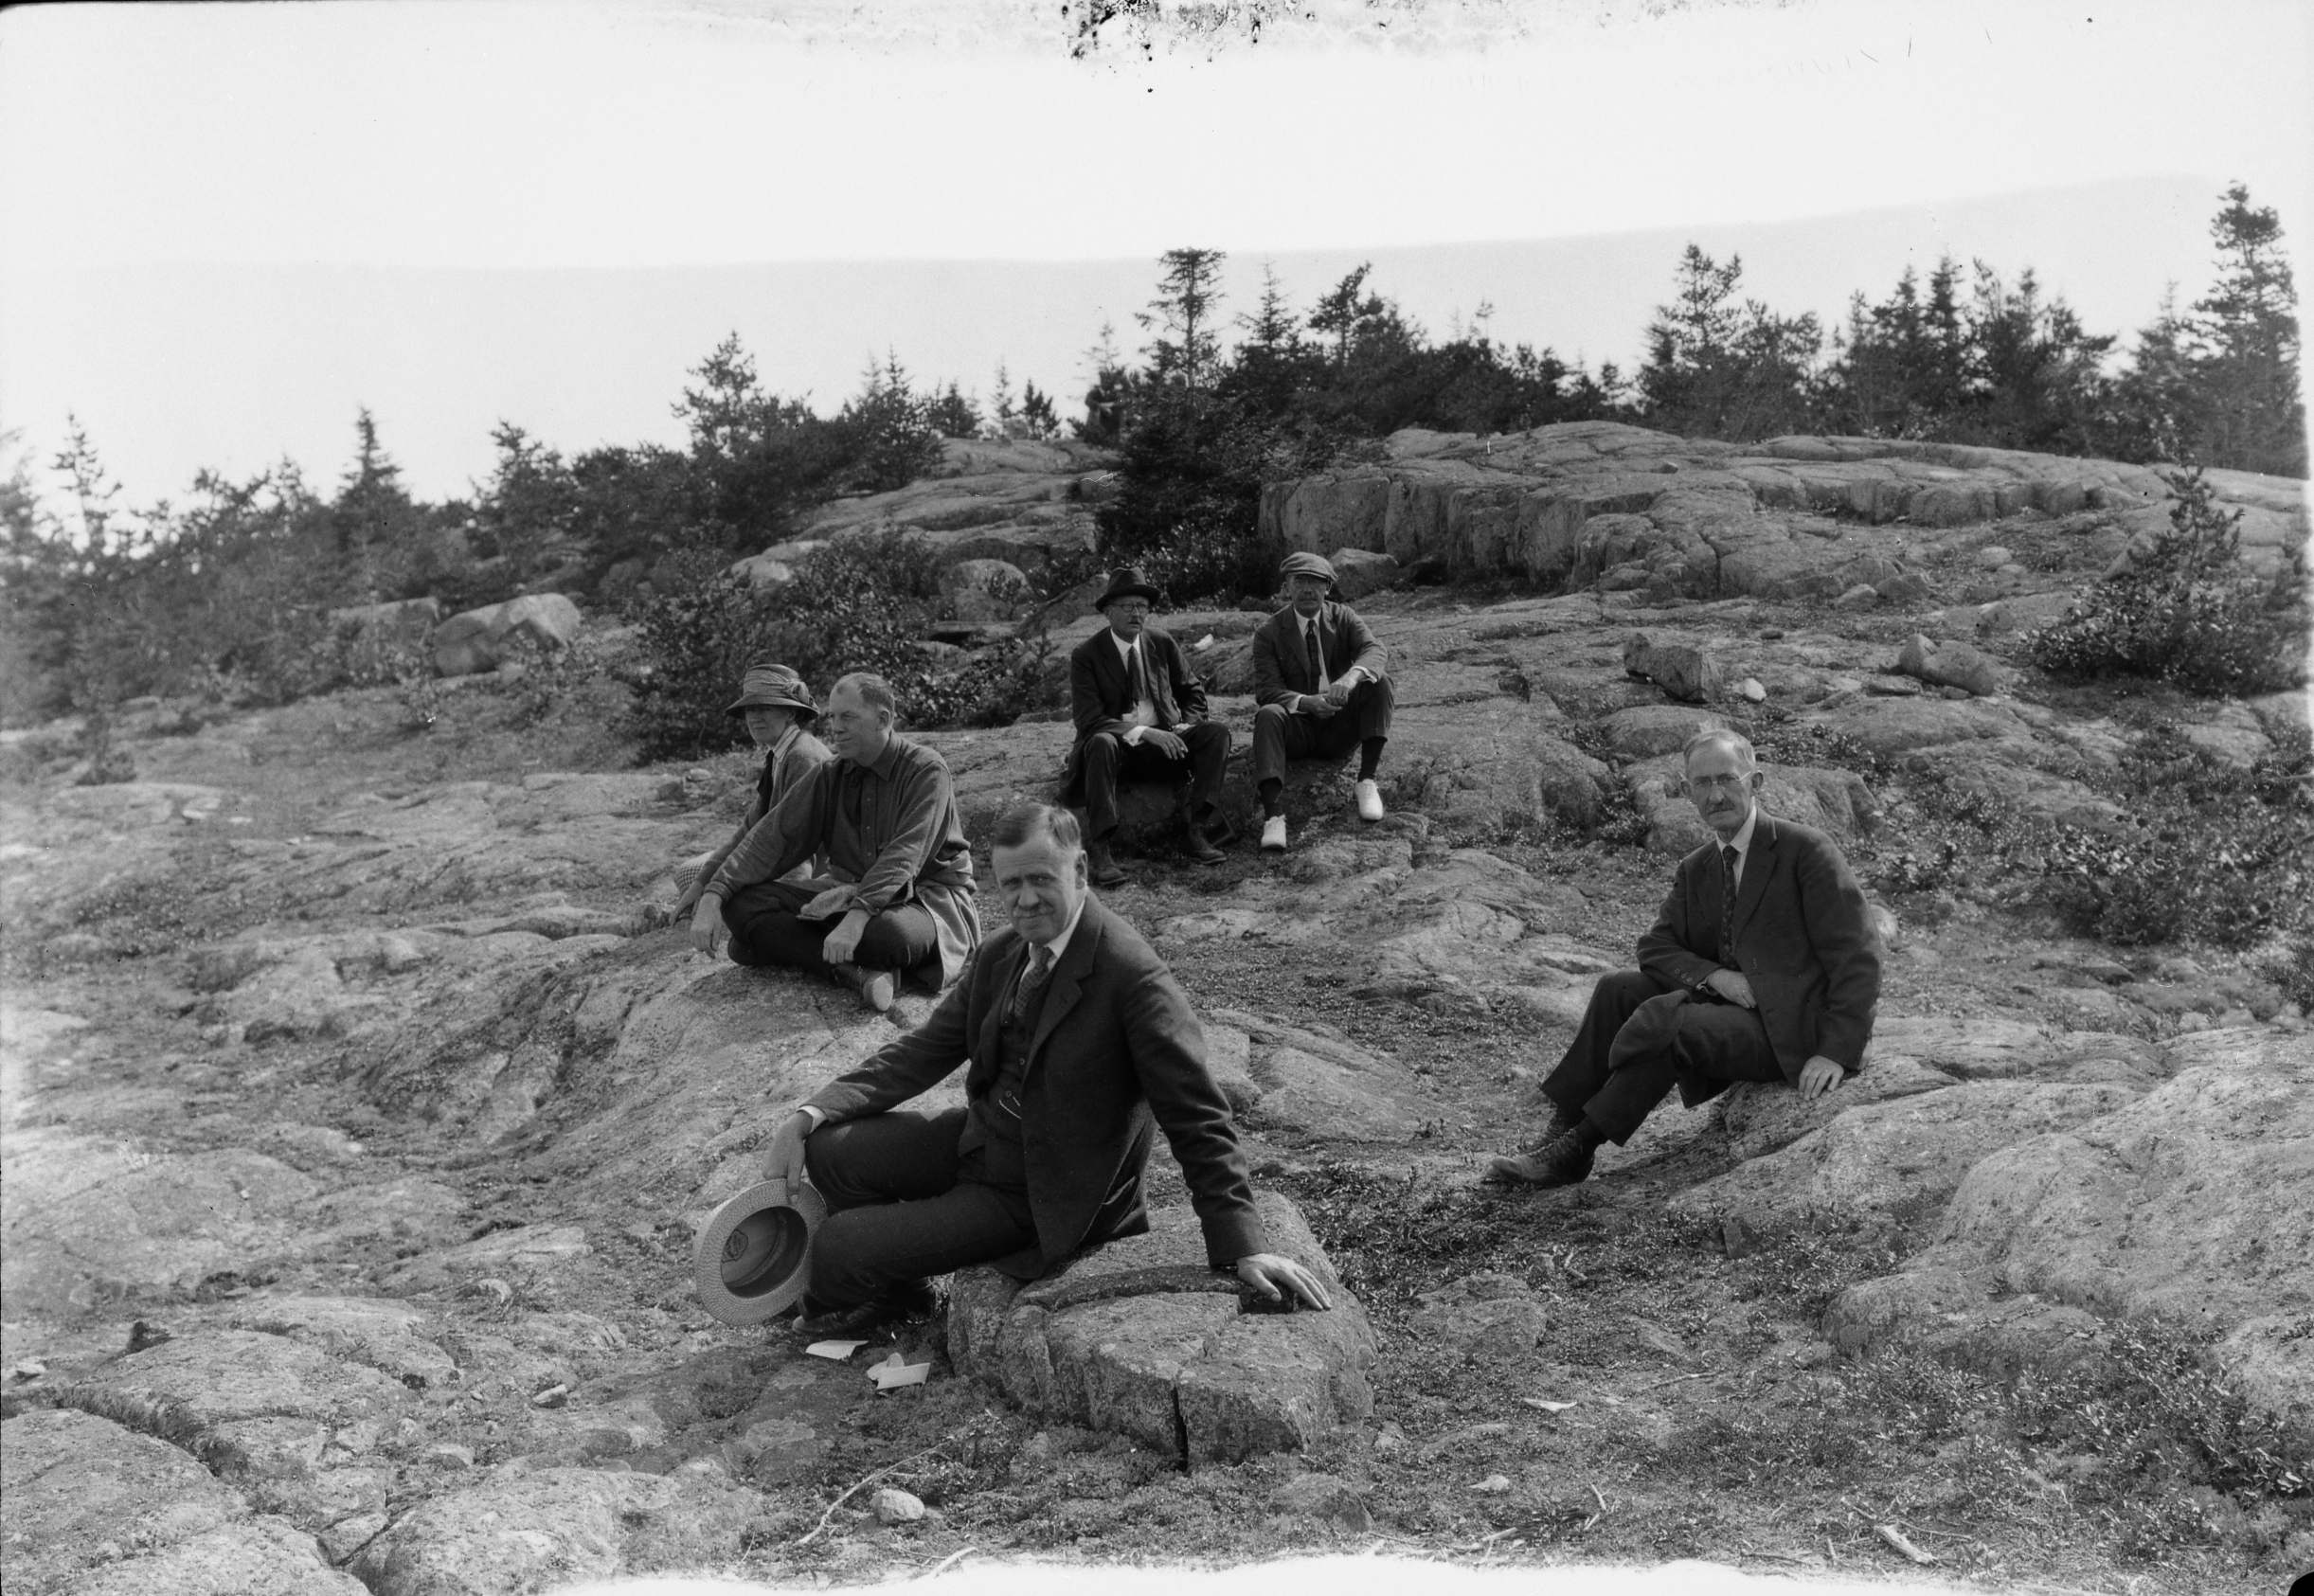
[1896,631,2001,697]
[729,552,795,590]
[947,1193,1376,1462]
[431,593,583,677]
[328,597,440,650]
[1622,631,1722,704]
[1600,705,1729,760]
[1328,547,1404,601]
[940,558,1030,621]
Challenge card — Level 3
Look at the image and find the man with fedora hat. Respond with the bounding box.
[1059,566,1233,887]
[674,661,834,920]
[752,800,1330,1337]
[1249,551,1395,852]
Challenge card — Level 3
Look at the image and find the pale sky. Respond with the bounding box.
[3,0,2310,504]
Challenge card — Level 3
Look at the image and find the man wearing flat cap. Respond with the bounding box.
[1059,566,1233,888]
[1249,551,1395,852]
[673,661,834,917]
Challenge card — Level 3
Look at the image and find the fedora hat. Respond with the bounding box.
[1092,567,1162,611]
[692,1177,829,1325]
[726,662,818,721]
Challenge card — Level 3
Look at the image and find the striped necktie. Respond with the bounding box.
[1720,846,1741,970]
[1010,942,1054,1026]
[1303,619,1325,689]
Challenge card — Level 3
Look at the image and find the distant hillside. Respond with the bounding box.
[0,175,2223,504]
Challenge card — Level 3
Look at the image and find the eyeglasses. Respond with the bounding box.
[1108,601,1152,616]
[1687,773,1754,790]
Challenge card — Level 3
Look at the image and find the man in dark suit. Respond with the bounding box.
[1058,566,1232,888]
[1487,727,1882,1187]
[1250,551,1394,852]
[753,802,1332,1336]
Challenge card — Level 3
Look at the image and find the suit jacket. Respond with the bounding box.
[1251,601,1388,708]
[1638,811,1882,1104]
[801,894,1266,1277]
[1059,625,1211,805]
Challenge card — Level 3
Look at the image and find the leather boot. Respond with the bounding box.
[1086,838,1129,888]
[1485,1124,1597,1188]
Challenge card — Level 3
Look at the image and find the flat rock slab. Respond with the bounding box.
[1824,1029,2314,1427]
[350,1464,755,1596]
[1674,1080,2141,1234]
[1864,1013,2064,1080]
[2,1139,326,1317]
[1,1406,362,1596]
[948,1193,1375,1462]
[1715,1053,1958,1161]
[1203,1007,1438,1144]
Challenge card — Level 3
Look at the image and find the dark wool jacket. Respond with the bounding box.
[1638,811,1883,1103]
[802,893,1266,1278]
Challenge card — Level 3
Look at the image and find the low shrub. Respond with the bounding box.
[618,530,1068,762]
[2022,467,2307,695]
[2030,724,2311,948]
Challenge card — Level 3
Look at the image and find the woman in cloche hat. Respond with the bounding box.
[673,662,835,917]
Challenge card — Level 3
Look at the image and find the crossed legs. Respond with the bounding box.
[799,1109,1036,1314]
[721,880,938,980]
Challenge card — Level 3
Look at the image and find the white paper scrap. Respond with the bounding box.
[869,1351,932,1391]
[804,1339,869,1360]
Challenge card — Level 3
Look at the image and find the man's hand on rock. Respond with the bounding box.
[821,907,871,967]
[691,894,728,956]
[1704,970,1756,1009]
[760,1110,815,1193]
[1236,1254,1332,1311]
[1141,727,1188,761]
[1798,1056,1845,1101]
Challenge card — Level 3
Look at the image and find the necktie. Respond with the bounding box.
[1126,641,1150,711]
[1720,846,1741,970]
[1304,620,1325,689]
[1010,942,1054,1026]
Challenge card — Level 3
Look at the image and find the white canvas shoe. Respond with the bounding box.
[1354,779,1385,822]
[1260,815,1288,852]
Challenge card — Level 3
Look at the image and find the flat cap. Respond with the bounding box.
[1279,551,1337,585]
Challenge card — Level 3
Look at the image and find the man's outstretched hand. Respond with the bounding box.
[1798,1056,1845,1101]
[1236,1253,1332,1310]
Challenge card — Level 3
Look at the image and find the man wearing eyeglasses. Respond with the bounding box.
[1059,566,1234,888]
[1486,727,1882,1187]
